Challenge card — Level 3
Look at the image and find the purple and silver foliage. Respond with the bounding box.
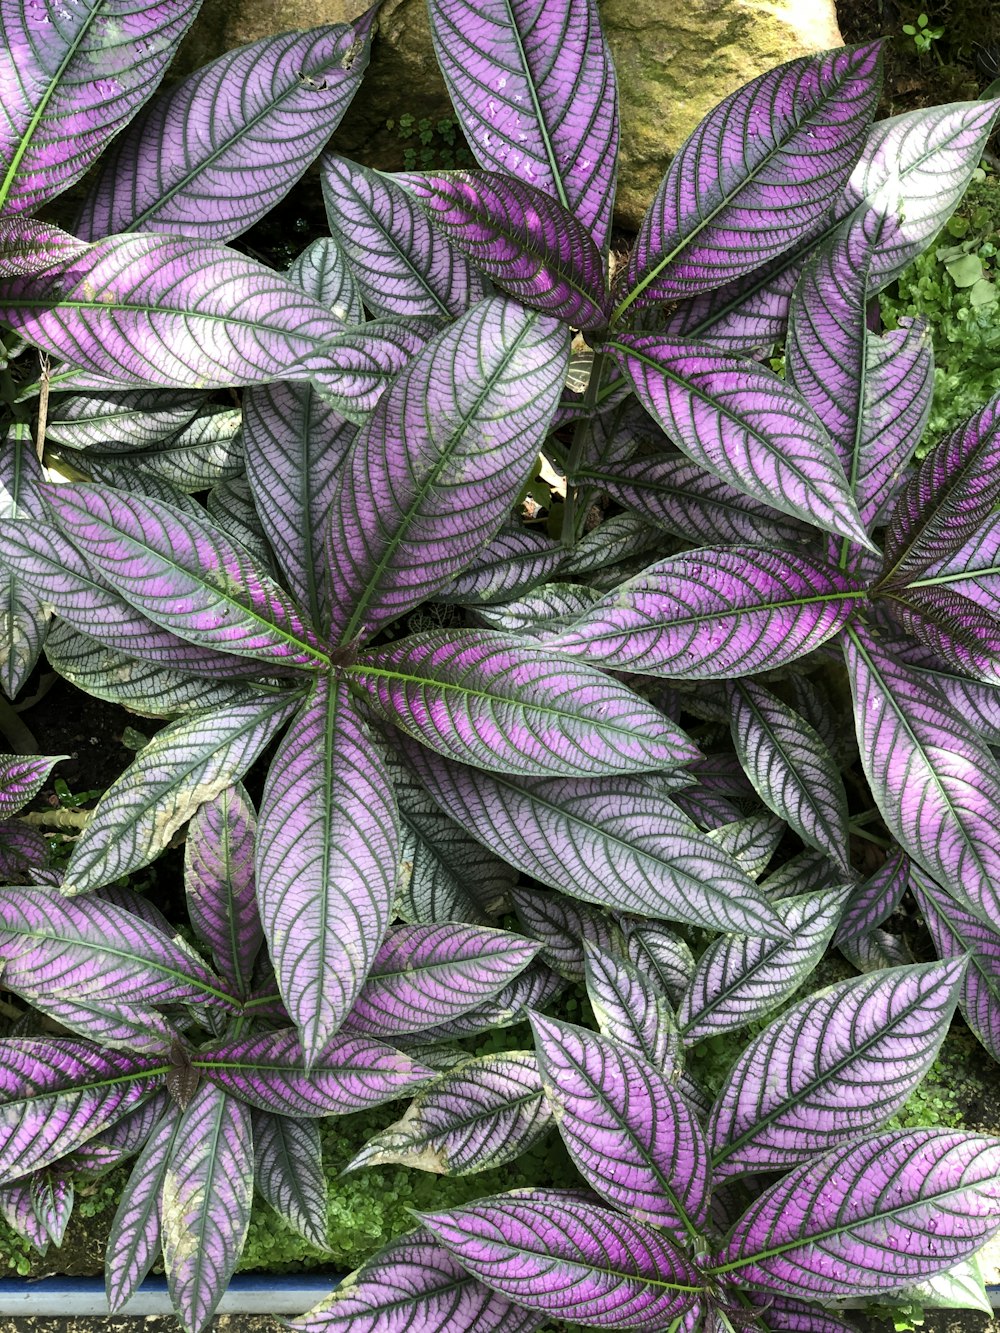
[0,0,999,1328]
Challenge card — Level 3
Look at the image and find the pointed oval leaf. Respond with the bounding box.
[0,428,51,698]
[77,19,373,242]
[548,547,864,679]
[708,958,966,1176]
[105,1102,182,1312]
[320,154,485,319]
[427,0,618,251]
[475,583,603,637]
[621,920,695,1009]
[285,235,362,323]
[346,1050,551,1176]
[434,523,563,606]
[252,1110,328,1251]
[405,959,564,1045]
[348,628,699,777]
[713,1130,1000,1298]
[409,171,610,328]
[327,295,568,644]
[0,753,64,818]
[532,1012,708,1235]
[513,888,624,983]
[611,333,871,548]
[67,1088,170,1174]
[45,387,204,450]
[0,0,201,215]
[255,675,398,1064]
[888,586,1000,686]
[0,217,88,277]
[584,941,680,1074]
[833,846,910,948]
[0,1177,50,1255]
[622,44,880,308]
[678,887,849,1042]
[419,1189,702,1327]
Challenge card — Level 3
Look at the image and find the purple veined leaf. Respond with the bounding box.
[320,154,486,319]
[838,926,911,974]
[0,821,49,882]
[712,1129,1000,1299]
[547,546,864,679]
[857,629,1000,742]
[786,218,933,536]
[340,923,540,1039]
[252,1110,328,1251]
[347,628,700,778]
[206,475,278,573]
[106,1101,182,1312]
[75,470,206,520]
[419,1188,703,1327]
[30,1166,74,1247]
[68,1088,170,1174]
[434,523,563,606]
[0,0,202,215]
[426,0,618,253]
[881,393,1000,587]
[285,236,363,325]
[327,295,568,645]
[305,316,441,423]
[184,783,262,999]
[399,739,787,938]
[621,920,695,1009]
[192,1029,432,1117]
[583,941,680,1075]
[0,1177,51,1255]
[0,234,358,391]
[77,17,374,243]
[0,1038,166,1185]
[401,959,564,1044]
[620,44,880,312]
[286,1226,545,1332]
[610,333,872,549]
[42,621,272,719]
[845,621,1000,927]
[576,453,812,548]
[43,484,329,671]
[0,882,238,1015]
[0,425,51,697]
[243,381,356,631]
[161,1083,253,1333]
[407,171,610,329]
[255,674,399,1065]
[555,512,667,583]
[728,679,852,874]
[0,753,65,818]
[44,388,204,450]
[677,887,849,1043]
[706,812,785,878]
[0,217,88,277]
[910,868,1000,1065]
[79,405,243,495]
[345,1050,551,1177]
[63,691,299,894]
[747,1294,857,1332]
[879,586,1000,686]
[392,753,512,925]
[7,992,178,1056]
[833,845,909,947]
[912,513,1000,615]
[512,887,624,983]
[474,584,602,638]
[707,957,966,1177]
[783,669,855,765]
[670,752,759,830]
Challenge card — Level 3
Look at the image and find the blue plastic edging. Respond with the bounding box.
[0,1273,342,1316]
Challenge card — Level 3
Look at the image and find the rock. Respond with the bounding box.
[173,0,843,230]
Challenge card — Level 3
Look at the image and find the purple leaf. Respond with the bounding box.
[706,812,785,879]
[622,921,695,1008]
[408,171,610,328]
[0,1177,50,1254]
[434,523,563,606]
[77,17,374,241]
[161,1083,253,1333]
[347,628,699,777]
[184,783,262,999]
[834,845,910,947]
[43,484,329,670]
[418,1189,702,1327]
[556,512,665,582]
[881,393,1000,586]
[708,958,966,1176]
[243,381,356,631]
[475,584,603,638]
[193,1029,431,1117]
[547,547,864,678]
[845,622,1000,927]
[30,1167,74,1247]
[286,1227,544,1332]
[0,234,355,390]
[345,1051,551,1176]
[729,679,851,873]
[748,1295,857,1332]
[622,44,880,308]
[916,517,1000,615]
[0,1038,164,1184]
[0,753,64,818]
[0,217,88,276]
[712,1130,1000,1297]
[326,295,568,644]
[106,1102,182,1312]
[0,0,201,214]
[341,923,539,1039]
[399,740,787,937]
[0,426,51,698]
[255,676,398,1064]
[512,888,624,983]
[401,960,563,1044]
[881,586,1000,686]
[44,387,205,450]
[677,887,849,1042]
[68,1089,170,1173]
[307,316,439,422]
[252,1111,328,1251]
[285,235,362,324]
[63,692,298,894]
[320,154,485,318]
[426,0,618,252]
[611,333,872,548]
[583,941,680,1074]
[0,821,49,882]
[532,1012,709,1235]
[206,475,276,571]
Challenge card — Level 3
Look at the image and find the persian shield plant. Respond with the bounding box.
[1,0,1000,1328]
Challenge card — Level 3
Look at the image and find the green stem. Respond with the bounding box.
[560,349,607,547]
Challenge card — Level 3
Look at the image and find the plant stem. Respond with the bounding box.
[560,348,606,547]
